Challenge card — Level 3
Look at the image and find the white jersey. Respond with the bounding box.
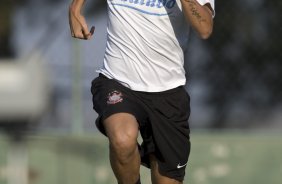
[98,0,215,92]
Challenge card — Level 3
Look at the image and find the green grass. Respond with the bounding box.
[189,131,282,184]
[0,131,282,184]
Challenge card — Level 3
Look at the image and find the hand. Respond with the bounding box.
[69,6,95,40]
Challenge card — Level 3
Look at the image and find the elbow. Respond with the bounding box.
[195,21,213,39]
[198,28,213,40]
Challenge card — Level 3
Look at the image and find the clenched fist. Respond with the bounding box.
[69,2,94,40]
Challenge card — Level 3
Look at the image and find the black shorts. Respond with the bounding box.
[91,74,191,182]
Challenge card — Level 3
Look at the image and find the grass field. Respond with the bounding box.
[0,131,281,184]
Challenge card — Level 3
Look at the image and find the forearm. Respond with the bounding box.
[181,0,213,39]
[70,0,86,14]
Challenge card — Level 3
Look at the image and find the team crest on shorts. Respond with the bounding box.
[107,90,123,104]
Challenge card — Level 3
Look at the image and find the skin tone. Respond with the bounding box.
[180,0,214,39]
[69,0,94,40]
[103,113,141,184]
[69,1,213,183]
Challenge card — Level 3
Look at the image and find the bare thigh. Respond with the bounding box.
[103,112,139,146]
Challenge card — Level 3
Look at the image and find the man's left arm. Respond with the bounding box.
[180,0,214,39]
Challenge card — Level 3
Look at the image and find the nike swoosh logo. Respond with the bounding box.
[177,163,187,169]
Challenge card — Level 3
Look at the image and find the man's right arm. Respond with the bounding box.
[69,0,94,40]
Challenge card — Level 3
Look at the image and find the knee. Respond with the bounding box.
[110,130,137,154]
[109,130,138,163]
[104,113,139,163]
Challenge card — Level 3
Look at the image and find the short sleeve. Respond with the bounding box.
[196,0,215,17]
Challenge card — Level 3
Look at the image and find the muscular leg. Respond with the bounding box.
[150,155,182,184]
[104,113,140,184]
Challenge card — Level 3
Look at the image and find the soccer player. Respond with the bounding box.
[69,0,215,184]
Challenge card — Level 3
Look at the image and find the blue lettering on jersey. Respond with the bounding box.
[110,0,176,16]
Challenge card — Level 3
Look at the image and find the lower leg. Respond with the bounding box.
[110,143,141,184]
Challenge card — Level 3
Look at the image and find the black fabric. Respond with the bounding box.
[91,74,191,182]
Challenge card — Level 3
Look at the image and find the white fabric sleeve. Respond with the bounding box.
[196,0,215,17]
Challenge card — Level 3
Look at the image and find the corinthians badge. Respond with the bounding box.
[107,90,123,104]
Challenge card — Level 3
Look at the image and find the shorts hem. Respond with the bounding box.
[158,167,185,182]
